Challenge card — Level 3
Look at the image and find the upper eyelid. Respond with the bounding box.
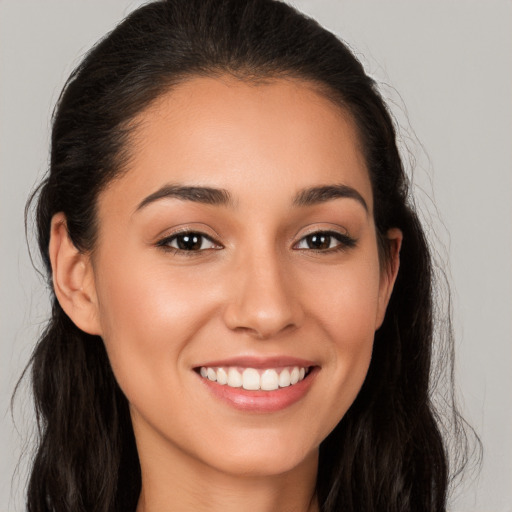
[292,228,357,251]
[292,224,351,241]
[155,233,223,257]
[299,229,347,239]
[295,230,354,243]
[158,231,219,243]
[155,224,221,242]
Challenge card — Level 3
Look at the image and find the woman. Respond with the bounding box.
[23,0,469,510]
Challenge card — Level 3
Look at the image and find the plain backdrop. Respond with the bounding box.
[1,1,511,511]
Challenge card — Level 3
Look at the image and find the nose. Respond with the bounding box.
[222,249,304,339]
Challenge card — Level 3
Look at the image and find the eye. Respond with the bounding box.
[294,231,356,252]
[157,231,220,252]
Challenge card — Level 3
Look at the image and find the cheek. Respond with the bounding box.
[92,249,218,395]
[305,255,381,420]
[311,253,382,344]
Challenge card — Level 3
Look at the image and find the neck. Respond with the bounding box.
[135,441,319,512]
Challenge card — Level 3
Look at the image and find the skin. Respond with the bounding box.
[50,76,401,512]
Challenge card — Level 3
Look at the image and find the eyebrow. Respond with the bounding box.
[293,184,368,212]
[135,182,368,213]
[136,184,233,211]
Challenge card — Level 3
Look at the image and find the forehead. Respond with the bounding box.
[100,75,372,214]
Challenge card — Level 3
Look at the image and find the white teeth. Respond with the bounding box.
[216,367,228,385]
[227,367,243,388]
[199,365,309,391]
[278,368,291,387]
[242,368,260,390]
[260,369,279,391]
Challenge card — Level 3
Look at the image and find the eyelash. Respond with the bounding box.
[293,231,357,253]
[156,230,357,255]
[156,231,221,255]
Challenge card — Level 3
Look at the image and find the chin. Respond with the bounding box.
[196,429,320,478]
[215,453,316,479]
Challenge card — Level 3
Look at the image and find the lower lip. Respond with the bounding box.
[197,368,318,413]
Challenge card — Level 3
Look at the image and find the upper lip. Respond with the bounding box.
[194,355,317,369]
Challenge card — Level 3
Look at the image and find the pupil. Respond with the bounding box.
[308,234,330,250]
[177,234,201,250]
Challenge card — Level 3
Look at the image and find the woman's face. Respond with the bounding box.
[85,76,399,478]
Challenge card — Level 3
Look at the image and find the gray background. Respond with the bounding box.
[1,1,511,510]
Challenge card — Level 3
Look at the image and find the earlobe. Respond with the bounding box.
[375,227,403,329]
[49,213,102,335]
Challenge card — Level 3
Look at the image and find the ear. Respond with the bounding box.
[375,227,403,329]
[49,212,102,335]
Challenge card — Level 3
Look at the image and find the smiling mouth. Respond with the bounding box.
[197,366,312,391]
